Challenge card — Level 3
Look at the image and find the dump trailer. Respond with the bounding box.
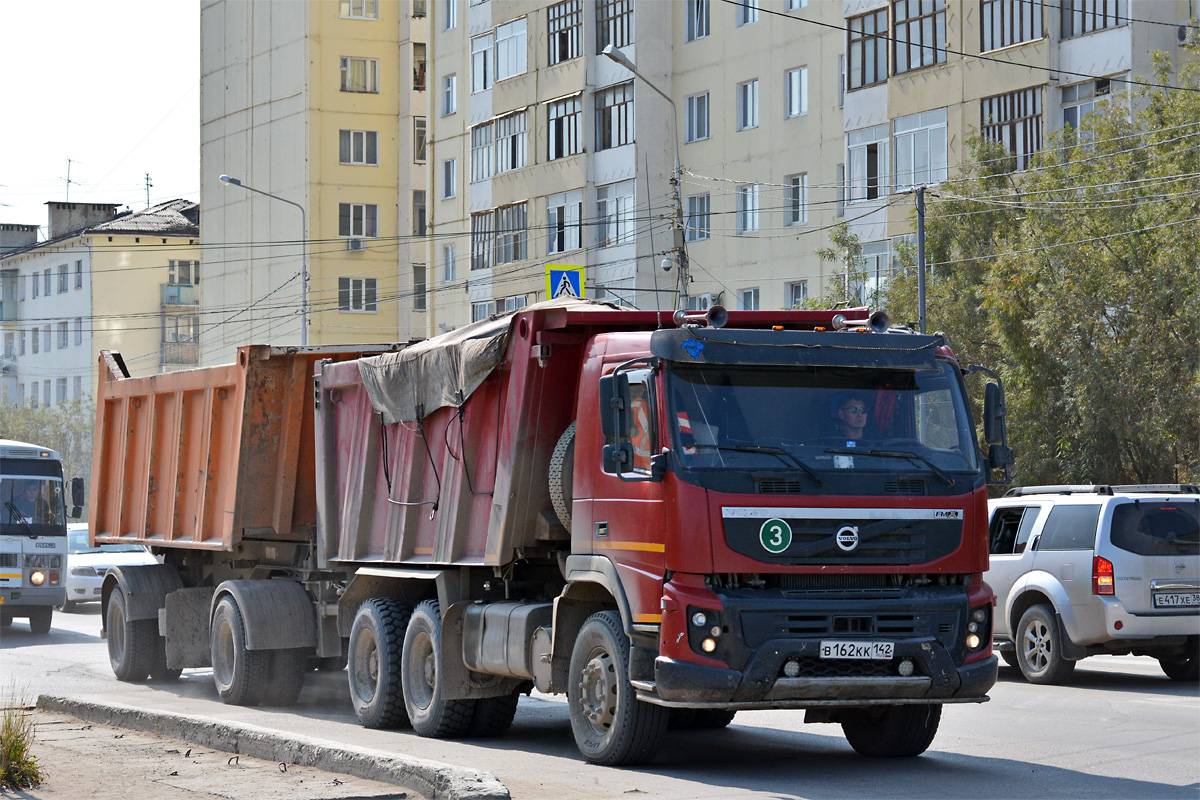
[92,299,1011,765]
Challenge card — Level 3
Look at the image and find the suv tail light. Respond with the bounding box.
[1093,556,1115,595]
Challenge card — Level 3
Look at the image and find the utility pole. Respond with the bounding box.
[145,173,153,208]
[916,186,926,334]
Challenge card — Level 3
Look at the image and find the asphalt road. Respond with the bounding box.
[2,604,1197,800]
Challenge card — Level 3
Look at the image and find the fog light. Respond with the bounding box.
[30,570,46,586]
[972,608,987,623]
[783,659,801,678]
[691,612,707,627]
[968,622,979,633]
[701,638,717,653]
[898,659,914,677]
[966,633,980,649]
[710,625,722,637]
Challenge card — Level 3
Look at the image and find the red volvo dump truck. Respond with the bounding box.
[91,299,1011,765]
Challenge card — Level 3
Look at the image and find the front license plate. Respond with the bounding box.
[820,640,894,660]
[1153,592,1200,609]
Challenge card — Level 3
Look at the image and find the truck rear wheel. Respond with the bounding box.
[149,639,183,682]
[107,586,155,681]
[467,691,520,738]
[348,598,412,729]
[841,704,942,758]
[402,600,476,738]
[568,610,668,766]
[28,606,52,635]
[263,649,307,705]
[211,595,269,705]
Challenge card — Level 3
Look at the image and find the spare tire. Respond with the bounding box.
[549,422,576,532]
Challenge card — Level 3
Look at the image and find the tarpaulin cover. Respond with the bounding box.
[357,297,616,423]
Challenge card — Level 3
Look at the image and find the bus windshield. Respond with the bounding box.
[1,476,66,534]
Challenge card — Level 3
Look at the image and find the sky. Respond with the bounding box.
[0,1,200,238]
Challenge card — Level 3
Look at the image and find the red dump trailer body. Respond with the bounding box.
[91,299,1008,766]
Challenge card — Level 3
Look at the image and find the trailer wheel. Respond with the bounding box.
[28,606,52,635]
[211,595,269,705]
[549,422,576,532]
[402,600,476,737]
[348,598,412,729]
[107,586,155,682]
[262,649,307,705]
[568,610,668,766]
[841,704,942,758]
[467,691,520,738]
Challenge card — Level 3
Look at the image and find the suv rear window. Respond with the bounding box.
[1038,504,1101,551]
[1109,501,1200,556]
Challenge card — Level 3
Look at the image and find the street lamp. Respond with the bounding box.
[219,174,309,345]
[601,44,689,307]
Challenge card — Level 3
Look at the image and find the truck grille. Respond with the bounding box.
[885,479,927,496]
[0,554,17,568]
[740,609,959,649]
[778,658,896,679]
[773,573,900,592]
[757,478,805,494]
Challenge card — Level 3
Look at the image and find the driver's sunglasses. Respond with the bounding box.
[841,405,867,415]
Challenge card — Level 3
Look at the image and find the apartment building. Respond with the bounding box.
[0,201,201,405]
[199,0,428,363]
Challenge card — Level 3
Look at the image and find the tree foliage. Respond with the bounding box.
[886,53,1200,485]
[0,396,95,507]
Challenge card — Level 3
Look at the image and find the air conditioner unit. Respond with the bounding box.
[1178,22,1198,47]
[347,238,366,252]
[689,292,719,312]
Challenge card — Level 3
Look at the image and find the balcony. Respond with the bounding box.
[161,340,199,367]
[162,283,199,307]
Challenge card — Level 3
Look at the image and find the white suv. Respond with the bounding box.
[986,485,1199,684]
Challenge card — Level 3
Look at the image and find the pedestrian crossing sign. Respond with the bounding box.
[546,265,585,300]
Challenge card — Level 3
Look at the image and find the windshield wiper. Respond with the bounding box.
[4,501,37,538]
[690,444,825,486]
[825,448,955,488]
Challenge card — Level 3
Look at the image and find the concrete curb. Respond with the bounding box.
[37,695,510,800]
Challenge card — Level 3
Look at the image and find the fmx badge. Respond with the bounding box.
[546,264,585,299]
[760,518,792,554]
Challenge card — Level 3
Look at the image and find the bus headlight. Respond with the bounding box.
[30,570,46,586]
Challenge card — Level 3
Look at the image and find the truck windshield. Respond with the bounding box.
[1,476,66,535]
[667,361,979,483]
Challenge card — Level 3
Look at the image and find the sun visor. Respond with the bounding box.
[650,328,944,370]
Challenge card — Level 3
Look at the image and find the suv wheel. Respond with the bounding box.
[1158,638,1199,681]
[1016,604,1077,685]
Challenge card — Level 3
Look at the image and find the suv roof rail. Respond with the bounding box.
[1109,484,1200,495]
[1004,484,1115,497]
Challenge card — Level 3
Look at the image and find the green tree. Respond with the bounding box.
[886,53,1200,484]
[0,396,95,509]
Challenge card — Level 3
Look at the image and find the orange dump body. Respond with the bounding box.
[90,346,398,550]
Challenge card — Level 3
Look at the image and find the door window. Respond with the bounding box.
[1037,505,1101,551]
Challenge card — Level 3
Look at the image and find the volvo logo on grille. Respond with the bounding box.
[835,525,860,552]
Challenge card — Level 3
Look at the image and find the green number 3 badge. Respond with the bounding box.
[759,518,792,554]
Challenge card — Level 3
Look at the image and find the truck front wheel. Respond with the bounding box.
[107,586,155,681]
[28,606,52,635]
[402,600,475,737]
[348,598,412,729]
[841,704,942,758]
[568,610,668,766]
[210,595,269,705]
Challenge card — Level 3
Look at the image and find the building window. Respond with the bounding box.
[444,0,456,29]
[1061,0,1126,39]
[495,17,528,82]
[75,260,83,288]
[31,328,38,354]
[169,260,199,285]
[42,325,49,353]
[686,0,709,41]
[787,280,808,307]
[339,0,378,19]
[43,381,50,407]
[413,0,426,17]
[472,300,496,322]
[56,378,67,404]
[471,212,494,270]
[471,33,493,92]
[595,82,634,151]
[57,264,67,293]
[73,376,82,398]
[471,123,495,182]
[893,0,946,75]
[685,194,710,241]
[57,321,68,349]
[19,329,26,355]
[43,270,50,296]
[548,0,582,65]
[413,264,427,311]
[501,294,528,312]
[1063,78,1112,135]
[736,184,759,233]
[413,191,427,236]
[443,74,457,115]
[596,0,632,52]
[338,277,378,312]
[442,159,457,199]
[893,108,948,191]
[787,173,808,225]
[74,317,83,345]
[340,130,379,165]
[548,95,583,159]
[494,203,528,264]
[785,67,808,118]
[32,273,38,299]
[786,0,807,9]
[738,288,760,310]
[685,93,709,143]
[3,333,12,359]
[737,80,759,130]
[339,203,379,237]
[848,9,888,89]
[982,86,1043,170]
[340,57,379,93]
[443,243,456,282]
[413,43,427,91]
[838,55,845,107]
[414,118,427,162]
[836,163,846,216]
[848,124,889,201]
[737,0,759,26]
[495,110,528,173]
[547,190,583,254]
[982,0,1043,51]
[862,240,891,298]
[597,181,635,247]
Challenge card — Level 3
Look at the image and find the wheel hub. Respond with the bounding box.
[577,653,617,731]
[1023,620,1050,669]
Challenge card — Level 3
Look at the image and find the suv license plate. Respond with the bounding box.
[1153,592,1200,609]
[820,640,894,660]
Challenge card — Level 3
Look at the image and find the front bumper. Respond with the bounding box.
[1,585,66,609]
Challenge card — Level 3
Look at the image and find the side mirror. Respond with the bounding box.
[70,476,85,519]
[983,382,1005,445]
[598,373,632,440]
[988,444,1014,472]
[602,442,633,473]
